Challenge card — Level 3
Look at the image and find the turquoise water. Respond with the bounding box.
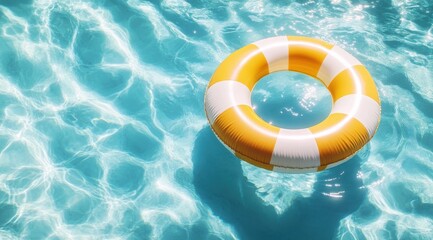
[0,0,432,239]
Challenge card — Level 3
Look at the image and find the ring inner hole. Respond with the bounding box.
[251,71,332,129]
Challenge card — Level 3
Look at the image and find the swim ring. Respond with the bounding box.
[204,36,381,173]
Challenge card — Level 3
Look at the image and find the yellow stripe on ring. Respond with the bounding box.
[212,105,279,164]
[236,151,274,171]
[287,36,334,77]
[328,65,380,103]
[309,113,370,166]
[208,44,269,91]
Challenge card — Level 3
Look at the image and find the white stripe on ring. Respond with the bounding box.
[270,128,320,168]
[272,165,318,173]
[322,153,354,171]
[331,94,381,137]
[205,80,252,125]
[253,36,289,73]
[317,45,362,86]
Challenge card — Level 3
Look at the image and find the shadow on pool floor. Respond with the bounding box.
[192,127,367,240]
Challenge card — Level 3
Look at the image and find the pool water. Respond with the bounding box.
[251,71,332,129]
[0,0,432,239]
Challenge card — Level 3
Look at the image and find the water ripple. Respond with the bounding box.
[0,0,432,239]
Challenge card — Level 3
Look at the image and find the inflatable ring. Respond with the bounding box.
[204,36,381,173]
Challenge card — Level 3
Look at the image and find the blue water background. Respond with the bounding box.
[0,0,433,239]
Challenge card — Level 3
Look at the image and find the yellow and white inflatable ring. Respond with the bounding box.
[204,36,381,173]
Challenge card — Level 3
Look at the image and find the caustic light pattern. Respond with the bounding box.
[0,0,433,240]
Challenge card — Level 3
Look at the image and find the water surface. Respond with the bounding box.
[0,0,432,239]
